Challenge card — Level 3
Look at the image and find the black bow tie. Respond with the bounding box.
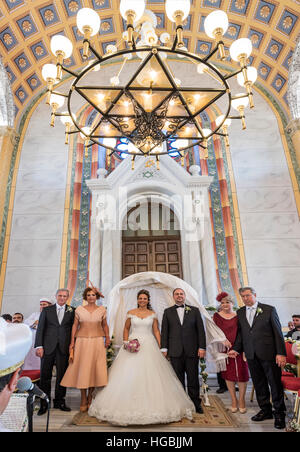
[175,305,184,309]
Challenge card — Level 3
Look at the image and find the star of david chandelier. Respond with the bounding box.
[42,0,257,169]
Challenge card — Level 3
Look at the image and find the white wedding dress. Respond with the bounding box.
[88,313,195,426]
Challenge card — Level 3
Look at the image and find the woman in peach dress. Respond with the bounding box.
[61,287,110,412]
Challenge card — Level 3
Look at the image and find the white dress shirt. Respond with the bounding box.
[175,303,185,325]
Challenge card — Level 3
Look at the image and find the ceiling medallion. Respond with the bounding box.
[42,0,257,169]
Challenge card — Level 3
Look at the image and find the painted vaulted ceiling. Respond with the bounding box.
[0,0,299,124]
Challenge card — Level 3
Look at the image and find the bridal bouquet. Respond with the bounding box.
[124,339,140,353]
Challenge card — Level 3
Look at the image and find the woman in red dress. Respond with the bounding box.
[213,292,249,413]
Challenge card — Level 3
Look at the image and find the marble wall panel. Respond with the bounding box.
[7,239,62,266]
[3,267,60,296]
[13,190,66,214]
[240,213,300,239]
[19,150,67,172]
[21,135,66,155]
[11,214,63,239]
[230,146,286,168]
[247,267,300,298]
[16,168,67,190]
[237,188,297,213]
[233,166,291,188]
[244,239,300,267]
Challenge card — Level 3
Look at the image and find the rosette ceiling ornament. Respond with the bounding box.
[42,0,257,169]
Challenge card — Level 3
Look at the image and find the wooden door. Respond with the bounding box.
[122,238,182,279]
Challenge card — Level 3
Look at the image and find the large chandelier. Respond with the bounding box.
[42,0,257,169]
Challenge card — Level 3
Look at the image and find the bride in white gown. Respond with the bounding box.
[88,289,195,426]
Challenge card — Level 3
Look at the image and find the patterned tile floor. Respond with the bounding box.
[32,377,294,433]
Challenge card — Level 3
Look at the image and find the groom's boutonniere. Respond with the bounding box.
[66,306,73,314]
[185,306,191,314]
[256,307,263,317]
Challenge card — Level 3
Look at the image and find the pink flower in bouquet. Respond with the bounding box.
[124,339,140,353]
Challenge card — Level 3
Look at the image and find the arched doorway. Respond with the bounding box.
[122,199,183,279]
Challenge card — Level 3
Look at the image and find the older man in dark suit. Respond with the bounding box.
[35,288,75,415]
[229,287,286,429]
[161,288,206,414]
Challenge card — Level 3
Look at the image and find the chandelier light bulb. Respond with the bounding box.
[160,32,171,45]
[42,64,57,82]
[49,94,65,127]
[136,40,148,59]
[49,93,65,109]
[123,52,133,60]
[174,78,182,87]
[165,0,191,22]
[165,0,191,47]
[229,38,252,62]
[232,94,249,129]
[106,44,118,54]
[120,0,146,46]
[60,112,76,144]
[237,66,257,86]
[216,115,232,127]
[204,11,229,39]
[237,66,257,108]
[204,10,228,60]
[143,26,158,45]
[42,64,57,105]
[76,8,101,36]
[50,35,73,79]
[50,35,73,58]
[232,94,249,110]
[60,112,76,125]
[120,0,146,21]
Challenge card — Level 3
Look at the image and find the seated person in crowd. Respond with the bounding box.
[1,315,12,323]
[12,313,23,324]
[285,315,300,340]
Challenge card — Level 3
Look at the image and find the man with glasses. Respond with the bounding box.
[228,287,286,429]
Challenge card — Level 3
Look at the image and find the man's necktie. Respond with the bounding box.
[58,306,64,324]
[247,307,256,327]
[175,305,184,309]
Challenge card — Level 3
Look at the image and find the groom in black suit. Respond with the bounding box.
[161,288,206,413]
[35,288,75,415]
[229,287,286,429]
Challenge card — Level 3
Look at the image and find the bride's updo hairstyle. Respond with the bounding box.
[137,289,152,310]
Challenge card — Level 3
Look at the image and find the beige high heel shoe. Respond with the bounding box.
[230,407,238,413]
[239,407,247,414]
